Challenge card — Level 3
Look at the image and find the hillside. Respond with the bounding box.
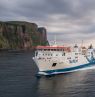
[0,21,49,50]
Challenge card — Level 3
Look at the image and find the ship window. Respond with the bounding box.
[56,54,58,56]
[62,53,65,56]
[69,60,72,63]
[44,49,47,51]
[59,49,62,51]
[47,49,50,51]
[52,63,57,67]
[75,53,78,55]
[76,60,78,62]
[48,54,50,56]
[57,49,59,51]
[63,53,65,56]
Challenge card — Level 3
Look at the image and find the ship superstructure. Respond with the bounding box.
[33,44,95,75]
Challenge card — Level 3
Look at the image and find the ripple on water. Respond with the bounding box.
[0,51,95,97]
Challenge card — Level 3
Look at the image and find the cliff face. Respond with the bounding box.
[0,21,49,49]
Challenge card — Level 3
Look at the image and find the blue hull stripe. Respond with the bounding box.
[43,62,95,74]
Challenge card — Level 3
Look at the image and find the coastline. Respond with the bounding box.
[0,48,36,52]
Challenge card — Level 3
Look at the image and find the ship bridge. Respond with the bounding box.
[36,46,71,52]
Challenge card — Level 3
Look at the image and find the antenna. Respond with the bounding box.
[52,35,57,46]
[81,40,83,47]
[54,35,57,45]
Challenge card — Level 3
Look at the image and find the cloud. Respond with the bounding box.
[0,0,95,46]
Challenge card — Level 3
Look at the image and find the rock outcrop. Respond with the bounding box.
[0,21,49,50]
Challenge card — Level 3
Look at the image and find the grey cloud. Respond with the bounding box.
[0,0,95,19]
[0,0,95,45]
[0,0,95,21]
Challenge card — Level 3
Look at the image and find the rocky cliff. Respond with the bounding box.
[0,21,49,50]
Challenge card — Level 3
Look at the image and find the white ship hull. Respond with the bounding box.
[33,45,95,76]
[33,57,95,76]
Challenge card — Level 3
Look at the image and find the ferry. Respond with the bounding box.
[33,44,95,76]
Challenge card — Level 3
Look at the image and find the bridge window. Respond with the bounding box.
[59,49,62,51]
[57,49,60,51]
[38,49,42,51]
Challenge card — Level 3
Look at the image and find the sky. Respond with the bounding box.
[0,0,95,47]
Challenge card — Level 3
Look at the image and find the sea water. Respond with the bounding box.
[0,51,95,97]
